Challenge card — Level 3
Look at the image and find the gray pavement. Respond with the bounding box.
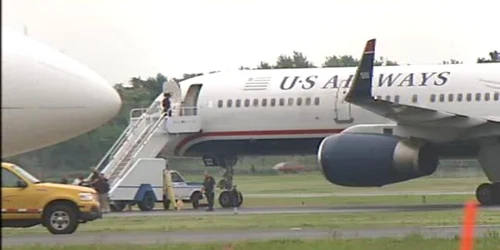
[106,203,500,217]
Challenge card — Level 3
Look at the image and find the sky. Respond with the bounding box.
[3,0,499,85]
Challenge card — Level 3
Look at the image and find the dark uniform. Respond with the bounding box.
[203,175,216,211]
[162,93,172,116]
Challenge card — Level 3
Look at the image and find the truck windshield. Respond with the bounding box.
[11,165,41,184]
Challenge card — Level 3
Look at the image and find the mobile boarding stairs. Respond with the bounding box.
[88,100,202,211]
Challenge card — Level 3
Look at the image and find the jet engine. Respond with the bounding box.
[317,133,439,187]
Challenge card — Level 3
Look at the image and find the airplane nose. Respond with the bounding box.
[68,70,123,132]
[83,72,123,124]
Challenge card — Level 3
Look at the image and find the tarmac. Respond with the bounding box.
[3,203,500,247]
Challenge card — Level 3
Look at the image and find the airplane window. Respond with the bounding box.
[411,94,418,103]
[287,98,294,106]
[244,99,250,107]
[439,94,445,102]
[227,99,233,108]
[475,93,481,102]
[314,97,320,105]
[253,98,259,107]
[494,92,499,101]
[466,93,472,102]
[485,93,490,101]
[262,98,267,107]
[297,98,302,106]
[448,94,454,102]
[430,94,436,102]
[385,95,391,101]
[217,100,223,108]
[270,98,276,106]
[457,93,463,102]
[279,98,285,106]
[235,99,241,108]
[305,97,311,106]
[376,95,382,100]
[394,95,400,104]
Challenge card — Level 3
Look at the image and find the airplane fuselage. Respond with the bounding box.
[156,63,500,158]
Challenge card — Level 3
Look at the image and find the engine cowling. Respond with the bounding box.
[318,133,439,187]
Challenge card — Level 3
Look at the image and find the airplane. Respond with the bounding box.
[2,27,122,157]
[146,39,500,207]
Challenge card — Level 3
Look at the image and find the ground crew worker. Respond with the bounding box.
[230,185,239,214]
[95,173,111,213]
[162,165,170,210]
[72,175,87,186]
[202,171,216,211]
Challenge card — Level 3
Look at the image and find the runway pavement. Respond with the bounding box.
[106,203,500,218]
[3,225,500,247]
[3,204,500,247]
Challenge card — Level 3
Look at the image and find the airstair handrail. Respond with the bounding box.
[91,100,163,179]
[111,112,167,185]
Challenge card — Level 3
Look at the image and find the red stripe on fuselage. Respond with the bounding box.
[174,129,344,155]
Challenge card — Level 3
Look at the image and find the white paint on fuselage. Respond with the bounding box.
[2,28,122,157]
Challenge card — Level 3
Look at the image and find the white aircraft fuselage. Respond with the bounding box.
[2,28,122,157]
[157,63,500,158]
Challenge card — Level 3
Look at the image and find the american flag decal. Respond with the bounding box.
[243,77,271,91]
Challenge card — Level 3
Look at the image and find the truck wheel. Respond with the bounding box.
[218,191,231,208]
[191,191,202,209]
[43,203,79,235]
[110,201,126,212]
[138,191,155,211]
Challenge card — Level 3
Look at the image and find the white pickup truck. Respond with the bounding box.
[108,158,204,212]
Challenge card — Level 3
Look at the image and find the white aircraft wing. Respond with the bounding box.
[344,39,498,129]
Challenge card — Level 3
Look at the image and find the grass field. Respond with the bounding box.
[3,210,500,235]
[4,235,500,250]
[204,173,488,194]
[141,194,475,210]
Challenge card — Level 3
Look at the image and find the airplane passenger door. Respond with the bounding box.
[182,84,203,116]
[334,88,354,124]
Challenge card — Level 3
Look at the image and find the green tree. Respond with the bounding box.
[322,56,398,67]
[477,50,499,63]
[442,59,463,64]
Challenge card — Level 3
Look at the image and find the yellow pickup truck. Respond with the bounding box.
[1,162,101,234]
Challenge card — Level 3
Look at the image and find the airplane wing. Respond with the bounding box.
[344,39,499,128]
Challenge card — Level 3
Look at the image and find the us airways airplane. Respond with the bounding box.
[2,28,122,157]
[147,39,500,206]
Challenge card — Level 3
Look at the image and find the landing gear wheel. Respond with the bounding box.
[110,201,126,212]
[476,183,495,206]
[43,203,79,235]
[218,191,243,208]
[138,191,155,211]
[219,191,231,208]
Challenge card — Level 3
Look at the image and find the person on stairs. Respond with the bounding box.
[162,93,172,117]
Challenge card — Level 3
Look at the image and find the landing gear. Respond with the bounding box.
[202,155,244,208]
[475,183,500,206]
[476,142,500,206]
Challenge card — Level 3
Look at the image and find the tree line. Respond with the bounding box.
[5,50,499,174]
